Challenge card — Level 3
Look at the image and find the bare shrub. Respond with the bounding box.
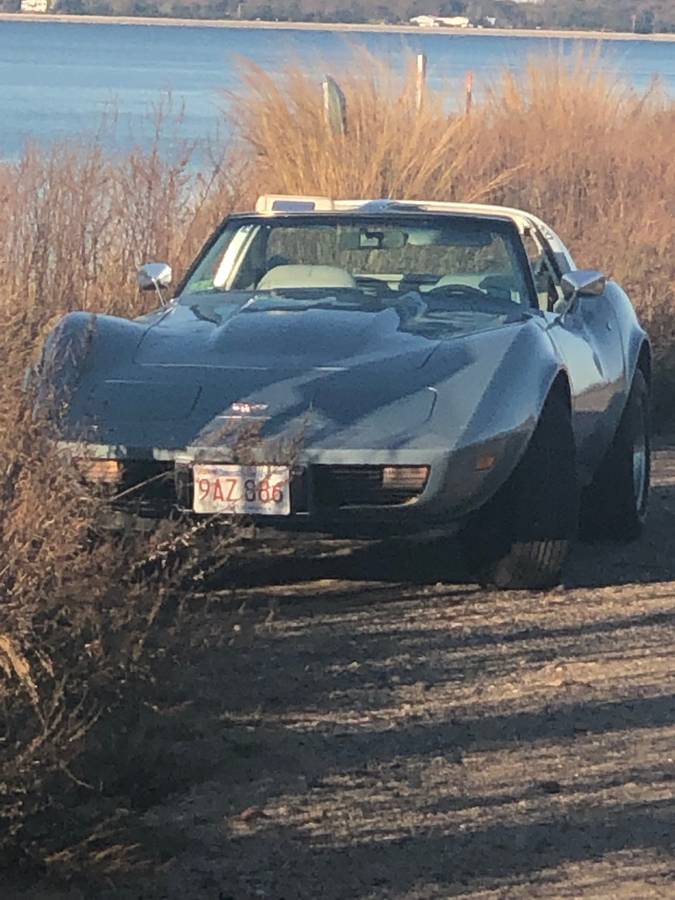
[0,377,133,851]
[0,142,251,324]
[0,376,239,866]
[0,126,251,863]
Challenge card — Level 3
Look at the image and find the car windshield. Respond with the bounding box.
[179,214,534,334]
[184,215,532,296]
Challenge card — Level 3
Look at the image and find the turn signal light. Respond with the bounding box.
[75,459,123,484]
[382,465,429,490]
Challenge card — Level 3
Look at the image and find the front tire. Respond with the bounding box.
[580,368,650,542]
[461,390,578,590]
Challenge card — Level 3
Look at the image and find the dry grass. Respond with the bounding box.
[1,50,674,879]
[479,58,675,366]
[231,57,513,202]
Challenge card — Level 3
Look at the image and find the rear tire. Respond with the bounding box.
[461,390,578,590]
[580,369,650,542]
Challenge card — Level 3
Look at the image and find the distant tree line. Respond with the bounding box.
[2,0,673,34]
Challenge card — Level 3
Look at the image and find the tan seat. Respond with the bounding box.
[434,273,484,290]
[257,264,356,291]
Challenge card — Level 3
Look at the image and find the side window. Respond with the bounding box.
[522,230,564,311]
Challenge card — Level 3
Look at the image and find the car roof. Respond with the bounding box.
[245,196,573,268]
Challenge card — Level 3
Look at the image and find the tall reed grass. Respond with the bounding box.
[1,51,674,878]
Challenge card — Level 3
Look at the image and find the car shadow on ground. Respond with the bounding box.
[225,533,471,589]
[567,449,675,588]
[223,467,675,593]
[208,791,675,899]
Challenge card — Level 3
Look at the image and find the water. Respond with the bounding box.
[1,19,674,160]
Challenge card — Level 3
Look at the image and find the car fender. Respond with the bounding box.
[421,318,569,515]
[37,311,148,421]
[605,281,651,394]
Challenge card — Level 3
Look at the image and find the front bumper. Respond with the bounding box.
[64,438,526,538]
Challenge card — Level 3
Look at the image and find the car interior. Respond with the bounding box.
[182,217,536,313]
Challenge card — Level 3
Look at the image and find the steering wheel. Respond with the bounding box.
[425,283,487,300]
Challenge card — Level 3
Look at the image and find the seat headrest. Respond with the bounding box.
[257,264,356,291]
[434,273,481,288]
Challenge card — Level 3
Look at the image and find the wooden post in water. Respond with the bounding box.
[322,76,347,137]
[465,71,474,115]
[415,54,427,113]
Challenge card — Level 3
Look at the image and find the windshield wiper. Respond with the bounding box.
[240,294,361,313]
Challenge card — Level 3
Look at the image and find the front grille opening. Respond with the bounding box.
[312,465,429,509]
[110,461,177,517]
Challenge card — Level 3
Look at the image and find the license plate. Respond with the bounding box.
[192,464,290,516]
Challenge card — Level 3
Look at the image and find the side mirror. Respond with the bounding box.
[137,262,173,292]
[561,269,606,301]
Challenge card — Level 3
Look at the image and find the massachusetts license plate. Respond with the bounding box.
[192,464,290,516]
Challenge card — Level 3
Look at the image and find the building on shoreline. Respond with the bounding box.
[410,15,471,29]
[20,0,53,11]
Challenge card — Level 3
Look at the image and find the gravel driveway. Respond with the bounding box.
[8,449,675,899]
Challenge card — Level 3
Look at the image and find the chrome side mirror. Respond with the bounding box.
[137,262,173,305]
[561,269,606,301]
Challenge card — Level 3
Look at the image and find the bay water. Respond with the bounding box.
[1,19,674,160]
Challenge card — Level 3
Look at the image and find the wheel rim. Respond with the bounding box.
[633,402,648,513]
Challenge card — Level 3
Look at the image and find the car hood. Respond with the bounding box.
[134,302,438,371]
[50,298,537,455]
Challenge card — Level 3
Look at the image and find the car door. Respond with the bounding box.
[524,227,625,480]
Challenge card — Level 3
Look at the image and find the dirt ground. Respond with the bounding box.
[7,449,675,899]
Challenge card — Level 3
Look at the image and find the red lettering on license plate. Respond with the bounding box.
[192,466,291,516]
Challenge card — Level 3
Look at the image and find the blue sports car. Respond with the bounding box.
[41,196,651,589]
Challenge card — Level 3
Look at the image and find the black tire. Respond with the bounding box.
[461,390,578,590]
[580,369,650,542]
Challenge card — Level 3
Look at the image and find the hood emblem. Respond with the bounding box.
[229,401,269,416]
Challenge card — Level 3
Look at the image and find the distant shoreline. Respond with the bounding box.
[1,11,675,42]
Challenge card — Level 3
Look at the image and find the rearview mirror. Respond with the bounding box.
[561,270,606,300]
[338,228,407,251]
[137,262,173,291]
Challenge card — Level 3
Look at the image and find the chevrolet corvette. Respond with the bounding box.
[39,196,651,588]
